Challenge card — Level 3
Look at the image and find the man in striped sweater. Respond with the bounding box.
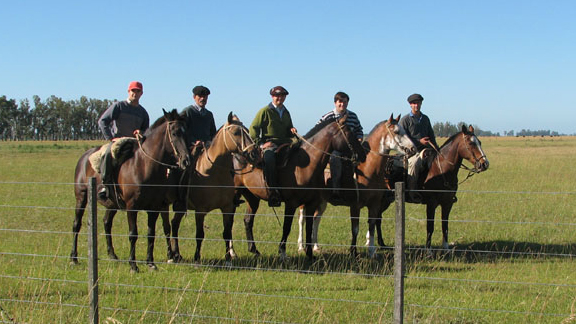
[317,92,363,204]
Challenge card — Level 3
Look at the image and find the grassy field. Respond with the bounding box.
[0,137,575,323]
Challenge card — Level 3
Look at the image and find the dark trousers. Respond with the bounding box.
[263,148,278,190]
[330,151,344,190]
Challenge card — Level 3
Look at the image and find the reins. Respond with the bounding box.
[135,120,181,170]
[293,121,359,163]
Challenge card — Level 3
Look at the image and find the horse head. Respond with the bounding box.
[459,124,489,172]
[223,112,261,165]
[380,114,417,156]
[162,108,192,170]
[334,114,367,163]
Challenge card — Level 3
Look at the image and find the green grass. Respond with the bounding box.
[1,137,576,323]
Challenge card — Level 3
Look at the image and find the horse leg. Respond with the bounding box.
[126,210,139,272]
[222,206,236,262]
[441,202,454,250]
[366,206,379,258]
[303,204,320,260]
[425,202,438,255]
[311,201,327,252]
[103,209,118,260]
[169,200,187,262]
[146,211,159,270]
[350,207,360,257]
[194,211,206,262]
[297,206,305,253]
[367,194,392,247]
[278,205,297,260]
[70,193,87,264]
[243,194,261,256]
[160,208,171,261]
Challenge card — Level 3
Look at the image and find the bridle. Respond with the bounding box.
[368,122,413,157]
[294,120,361,164]
[136,120,184,170]
[430,132,487,186]
[204,122,259,173]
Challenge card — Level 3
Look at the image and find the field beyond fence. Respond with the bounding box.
[1,137,576,323]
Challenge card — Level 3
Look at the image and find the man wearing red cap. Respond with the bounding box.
[97,81,150,200]
[249,86,297,207]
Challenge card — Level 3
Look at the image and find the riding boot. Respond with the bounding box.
[98,145,114,200]
[263,149,281,207]
[329,153,346,205]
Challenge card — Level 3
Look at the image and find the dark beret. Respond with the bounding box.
[270,86,289,96]
[407,93,424,103]
[193,85,210,96]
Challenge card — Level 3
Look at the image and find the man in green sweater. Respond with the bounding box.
[249,86,297,207]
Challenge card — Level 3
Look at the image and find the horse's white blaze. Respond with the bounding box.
[472,135,489,167]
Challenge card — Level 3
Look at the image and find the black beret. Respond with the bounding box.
[193,85,210,96]
[270,86,289,96]
[407,93,424,103]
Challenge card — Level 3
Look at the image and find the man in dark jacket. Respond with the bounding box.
[399,93,437,203]
[181,85,217,150]
[97,81,149,200]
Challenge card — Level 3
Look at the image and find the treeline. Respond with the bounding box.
[0,95,114,140]
[0,95,568,140]
[432,121,499,137]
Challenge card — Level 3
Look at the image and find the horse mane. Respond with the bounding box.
[440,131,462,149]
[367,120,388,138]
[304,117,334,139]
[145,109,181,136]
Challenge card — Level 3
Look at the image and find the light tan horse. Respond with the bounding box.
[297,114,416,257]
[233,115,367,260]
[168,112,260,263]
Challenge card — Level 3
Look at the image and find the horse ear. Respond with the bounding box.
[228,112,233,123]
[388,113,393,123]
[163,108,168,116]
[396,114,401,122]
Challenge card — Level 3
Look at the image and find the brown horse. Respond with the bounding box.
[70,109,191,272]
[297,114,416,257]
[370,124,489,252]
[234,115,367,260]
[168,113,260,263]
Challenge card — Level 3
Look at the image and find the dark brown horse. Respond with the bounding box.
[370,124,489,252]
[297,114,416,257]
[234,115,367,260]
[70,109,191,272]
[168,113,260,263]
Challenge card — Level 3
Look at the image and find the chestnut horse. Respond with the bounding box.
[234,115,367,260]
[70,109,191,272]
[370,124,489,252]
[297,114,416,257]
[168,113,260,263]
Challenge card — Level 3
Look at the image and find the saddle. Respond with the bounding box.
[274,140,302,169]
[88,137,139,173]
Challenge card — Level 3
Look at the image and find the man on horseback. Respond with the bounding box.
[249,86,297,207]
[317,92,364,204]
[399,93,438,203]
[97,81,150,200]
[181,85,217,164]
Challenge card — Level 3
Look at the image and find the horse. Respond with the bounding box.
[296,114,416,258]
[234,115,367,260]
[70,109,191,272]
[168,112,260,263]
[369,124,489,252]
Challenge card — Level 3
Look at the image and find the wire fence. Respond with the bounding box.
[1,180,576,323]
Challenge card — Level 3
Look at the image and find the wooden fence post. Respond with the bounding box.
[88,177,99,324]
[394,181,406,324]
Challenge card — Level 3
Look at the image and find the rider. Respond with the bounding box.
[97,81,150,200]
[399,93,438,203]
[249,86,297,207]
[181,85,217,164]
[317,91,363,204]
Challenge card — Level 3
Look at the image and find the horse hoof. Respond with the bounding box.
[225,261,233,268]
[130,267,139,274]
[313,246,321,253]
[297,247,305,254]
[148,264,158,271]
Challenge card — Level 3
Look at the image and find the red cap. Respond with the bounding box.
[128,81,143,91]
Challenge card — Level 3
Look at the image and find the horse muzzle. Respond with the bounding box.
[475,159,489,172]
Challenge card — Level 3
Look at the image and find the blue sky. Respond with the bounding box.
[2,1,575,135]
